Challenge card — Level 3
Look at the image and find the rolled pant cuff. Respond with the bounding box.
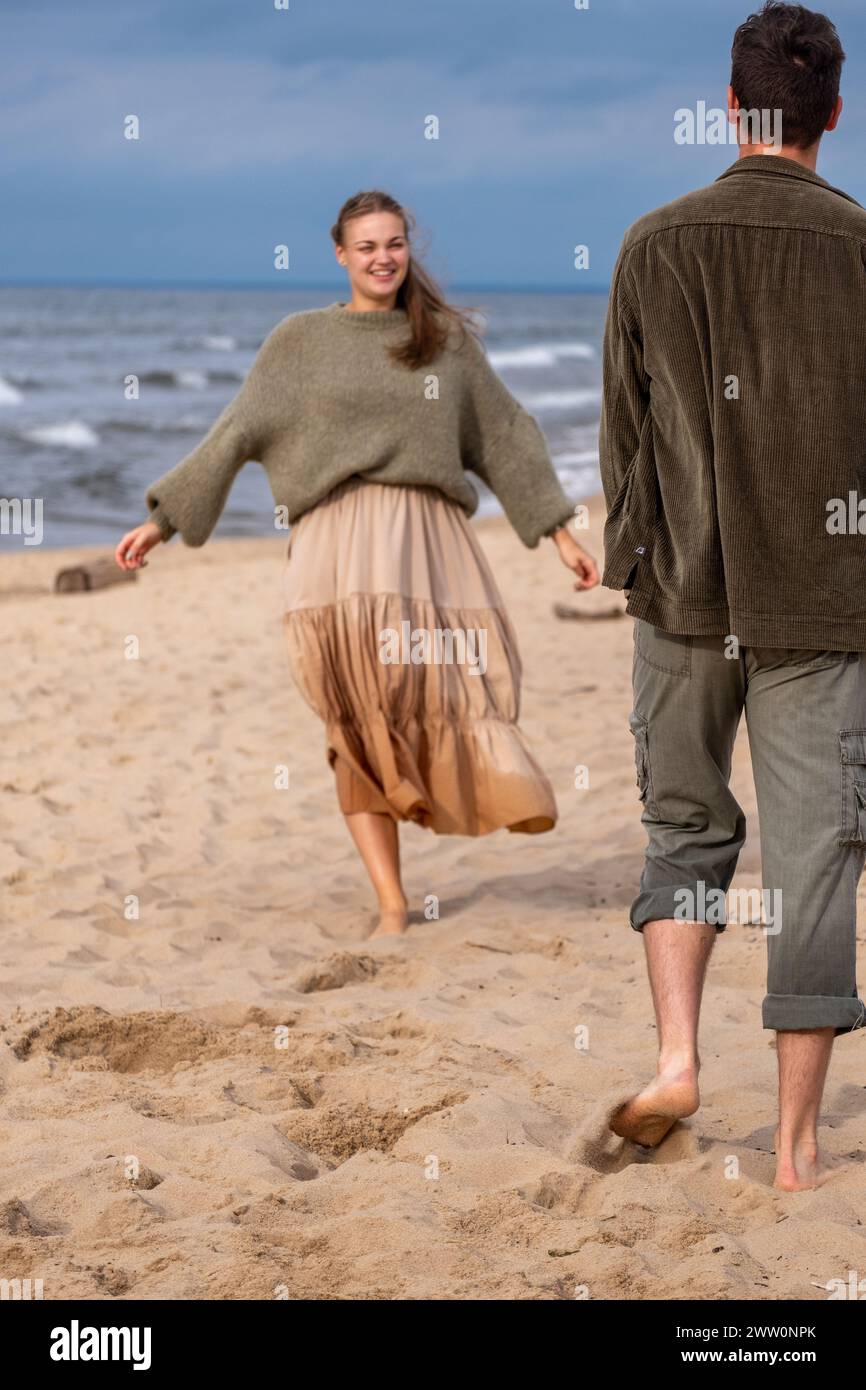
[630,886,727,934]
[762,993,866,1034]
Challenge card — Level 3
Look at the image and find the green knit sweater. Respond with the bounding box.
[144,303,574,549]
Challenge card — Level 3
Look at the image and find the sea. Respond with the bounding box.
[0,286,607,550]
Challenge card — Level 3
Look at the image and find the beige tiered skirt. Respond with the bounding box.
[282,478,557,836]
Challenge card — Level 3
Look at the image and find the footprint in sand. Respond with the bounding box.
[292,952,378,994]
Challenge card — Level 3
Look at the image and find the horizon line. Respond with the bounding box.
[0,278,612,295]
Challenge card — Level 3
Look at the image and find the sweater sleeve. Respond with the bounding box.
[457,328,575,548]
[599,249,650,509]
[143,317,294,547]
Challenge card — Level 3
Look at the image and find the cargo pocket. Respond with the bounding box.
[839,730,866,847]
[629,711,659,819]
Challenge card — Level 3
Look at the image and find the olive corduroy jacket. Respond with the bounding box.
[600,154,866,650]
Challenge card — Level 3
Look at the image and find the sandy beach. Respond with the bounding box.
[1,495,864,1301]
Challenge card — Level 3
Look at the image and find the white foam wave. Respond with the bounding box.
[553,449,600,466]
[176,370,208,389]
[489,342,595,370]
[22,420,99,450]
[0,375,23,406]
[521,388,602,411]
[139,368,214,388]
[201,335,236,351]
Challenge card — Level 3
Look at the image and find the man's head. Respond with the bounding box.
[729,2,845,151]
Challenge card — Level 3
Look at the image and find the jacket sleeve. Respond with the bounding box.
[599,248,651,509]
[458,327,575,548]
[144,318,294,547]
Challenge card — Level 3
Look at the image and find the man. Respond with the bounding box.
[599,1,866,1190]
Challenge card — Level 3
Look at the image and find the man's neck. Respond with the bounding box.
[737,141,821,172]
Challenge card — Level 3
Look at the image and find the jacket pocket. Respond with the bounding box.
[606,452,639,522]
[839,730,866,847]
[601,414,659,589]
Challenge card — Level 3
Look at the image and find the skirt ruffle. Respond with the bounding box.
[282,479,557,836]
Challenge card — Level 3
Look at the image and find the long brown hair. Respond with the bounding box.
[330,190,480,369]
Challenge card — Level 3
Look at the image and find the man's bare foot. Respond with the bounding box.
[774,1139,848,1191]
[368,902,409,939]
[610,1058,700,1147]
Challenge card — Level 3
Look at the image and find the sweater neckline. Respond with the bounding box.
[326,301,409,328]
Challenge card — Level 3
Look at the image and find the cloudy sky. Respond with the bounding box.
[3,0,865,287]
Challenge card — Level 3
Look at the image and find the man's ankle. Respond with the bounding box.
[657,1048,699,1075]
[777,1128,819,1156]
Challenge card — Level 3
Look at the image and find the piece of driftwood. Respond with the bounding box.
[54,557,138,593]
[552,601,624,622]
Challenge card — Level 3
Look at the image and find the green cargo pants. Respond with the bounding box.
[629,620,866,1034]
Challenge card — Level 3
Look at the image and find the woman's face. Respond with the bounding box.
[335,211,410,306]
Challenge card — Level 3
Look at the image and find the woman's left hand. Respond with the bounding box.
[550,526,601,591]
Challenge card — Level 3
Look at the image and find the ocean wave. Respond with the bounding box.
[99,416,206,435]
[136,367,244,388]
[0,375,24,405]
[488,341,595,370]
[171,334,239,352]
[553,448,600,466]
[7,373,48,390]
[521,388,602,411]
[208,369,246,383]
[138,369,208,390]
[21,420,99,450]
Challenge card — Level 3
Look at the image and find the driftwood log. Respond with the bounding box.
[552,601,624,622]
[54,557,138,594]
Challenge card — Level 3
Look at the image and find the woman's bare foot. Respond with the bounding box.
[368,900,409,939]
[610,1055,700,1147]
[774,1137,848,1191]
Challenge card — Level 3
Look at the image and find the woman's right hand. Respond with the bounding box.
[115,520,164,571]
[550,526,601,591]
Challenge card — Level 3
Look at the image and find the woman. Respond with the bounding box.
[116,190,600,937]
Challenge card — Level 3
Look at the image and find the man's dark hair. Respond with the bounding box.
[731,2,845,148]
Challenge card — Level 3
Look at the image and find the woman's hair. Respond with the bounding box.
[330,190,479,369]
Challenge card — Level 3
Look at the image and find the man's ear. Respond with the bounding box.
[825,95,843,133]
[727,85,740,128]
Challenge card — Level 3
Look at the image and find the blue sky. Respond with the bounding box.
[3,0,865,288]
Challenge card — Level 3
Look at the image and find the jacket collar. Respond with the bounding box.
[716,154,861,207]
